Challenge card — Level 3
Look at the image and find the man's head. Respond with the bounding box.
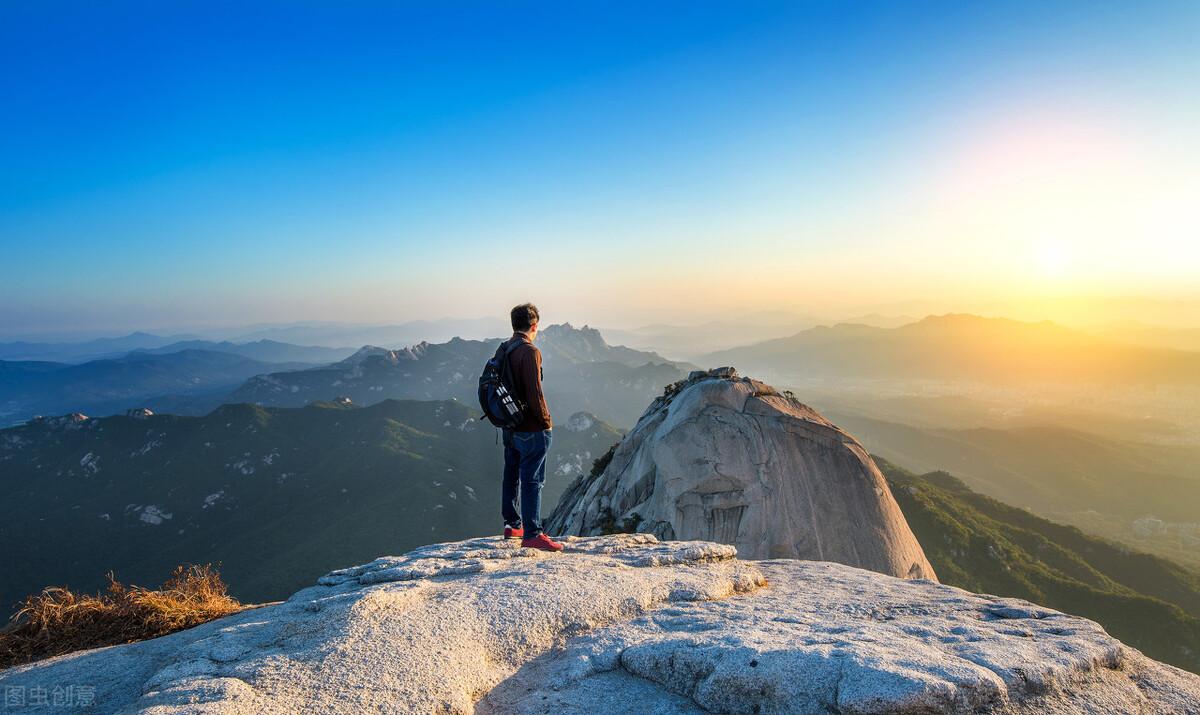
[511,303,540,339]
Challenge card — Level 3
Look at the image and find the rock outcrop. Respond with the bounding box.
[548,368,936,580]
[3,535,1197,714]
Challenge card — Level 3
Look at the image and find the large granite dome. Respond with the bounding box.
[548,368,937,580]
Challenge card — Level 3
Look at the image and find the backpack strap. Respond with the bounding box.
[498,338,526,410]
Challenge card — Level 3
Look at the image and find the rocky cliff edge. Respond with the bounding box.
[2,535,1197,714]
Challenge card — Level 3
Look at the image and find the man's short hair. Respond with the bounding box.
[511,303,540,332]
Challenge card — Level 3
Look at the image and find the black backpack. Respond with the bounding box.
[478,339,526,429]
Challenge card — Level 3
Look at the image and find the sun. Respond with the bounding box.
[1033,241,1071,278]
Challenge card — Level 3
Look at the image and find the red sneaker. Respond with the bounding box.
[504,525,524,539]
[521,533,564,552]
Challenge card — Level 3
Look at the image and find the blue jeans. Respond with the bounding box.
[502,429,552,536]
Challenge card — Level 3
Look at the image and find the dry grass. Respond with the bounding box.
[0,565,243,669]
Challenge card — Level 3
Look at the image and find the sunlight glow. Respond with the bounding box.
[1033,241,1071,279]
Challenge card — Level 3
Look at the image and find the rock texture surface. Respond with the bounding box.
[548,368,937,580]
[3,535,1198,714]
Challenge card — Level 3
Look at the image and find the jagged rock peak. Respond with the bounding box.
[30,412,90,429]
[4,535,1196,713]
[338,343,430,366]
[564,411,598,432]
[340,345,395,363]
[540,323,608,348]
[548,368,938,581]
[542,322,597,335]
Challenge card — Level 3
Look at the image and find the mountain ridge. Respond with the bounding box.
[704,313,1200,384]
[229,323,693,427]
[0,324,690,429]
[130,339,357,365]
[0,350,312,427]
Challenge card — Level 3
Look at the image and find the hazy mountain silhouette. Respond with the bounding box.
[0,350,312,427]
[131,339,357,365]
[225,317,511,348]
[0,332,199,363]
[705,314,1200,384]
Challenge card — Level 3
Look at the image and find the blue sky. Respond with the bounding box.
[1,1,1197,337]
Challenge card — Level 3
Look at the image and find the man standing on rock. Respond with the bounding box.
[500,303,563,552]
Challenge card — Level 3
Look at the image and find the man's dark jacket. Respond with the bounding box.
[507,332,552,432]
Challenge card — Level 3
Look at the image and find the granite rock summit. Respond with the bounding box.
[548,368,937,580]
[3,535,1197,713]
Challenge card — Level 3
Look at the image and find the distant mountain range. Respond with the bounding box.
[130,340,358,365]
[0,351,311,427]
[601,312,916,360]
[0,332,199,363]
[224,317,511,348]
[0,320,512,360]
[883,460,1200,674]
[228,323,691,427]
[705,313,1200,384]
[0,333,356,366]
[600,312,819,360]
[0,399,622,609]
[0,324,690,428]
